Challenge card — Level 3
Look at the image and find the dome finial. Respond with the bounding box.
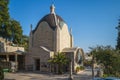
[70,28,72,34]
[50,4,55,14]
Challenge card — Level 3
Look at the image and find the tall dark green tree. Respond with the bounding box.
[10,19,23,45]
[0,0,23,45]
[0,59,4,80]
[0,66,4,80]
[0,0,10,38]
[116,19,120,50]
[0,0,9,23]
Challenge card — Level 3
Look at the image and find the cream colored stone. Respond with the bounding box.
[0,37,24,53]
[26,5,84,72]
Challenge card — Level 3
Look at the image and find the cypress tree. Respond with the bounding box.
[116,19,120,50]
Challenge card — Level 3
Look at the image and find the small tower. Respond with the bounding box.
[50,4,55,14]
[70,28,73,48]
[50,4,58,26]
[29,24,33,49]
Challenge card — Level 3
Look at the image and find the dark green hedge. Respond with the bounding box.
[0,66,4,80]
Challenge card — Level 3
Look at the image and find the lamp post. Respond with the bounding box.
[68,53,73,80]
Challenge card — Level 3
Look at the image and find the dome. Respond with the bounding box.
[33,14,65,33]
[33,4,66,33]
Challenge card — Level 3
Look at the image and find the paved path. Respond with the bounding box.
[4,69,96,80]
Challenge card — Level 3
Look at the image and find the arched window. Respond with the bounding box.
[76,50,83,64]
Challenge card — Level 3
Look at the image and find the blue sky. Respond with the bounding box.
[9,0,120,52]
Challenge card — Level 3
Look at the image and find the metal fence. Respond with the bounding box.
[0,61,11,69]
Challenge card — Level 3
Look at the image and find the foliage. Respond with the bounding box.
[10,19,23,45]
[0,0,9,24]
[21,35,29,51]
[0,0,25,48]
[48,52,69,74]
[48,52,69,65]
[90,45,120,77]
[76,66,80,72]
[0,0,10,38]
[116,19,120,50]
[102,74,109,78]
[84,60,92,67]
[0,61,4,80]
[76,66,85,73]
[0,0,28,52]
[80,66,85,70]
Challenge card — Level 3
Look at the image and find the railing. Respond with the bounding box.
[0,66,4,80]
[0,61,11,69]
[25,65,33,71]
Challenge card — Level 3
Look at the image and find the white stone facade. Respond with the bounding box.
[59,23,71,51]
[25,4,84,72]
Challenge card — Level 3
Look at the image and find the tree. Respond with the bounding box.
[10,19,23,45]
[0,0,10,38]
[90,45,120,77]
[116,19,120,50]
[0,60,4,80]
[21,35,29,51]
[48,52,69,74]
[0,0,9,24]
[0,0,23,46]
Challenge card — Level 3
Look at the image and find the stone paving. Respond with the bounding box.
[4,69,95,80]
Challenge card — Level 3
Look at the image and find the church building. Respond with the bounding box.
[25,4,84,72]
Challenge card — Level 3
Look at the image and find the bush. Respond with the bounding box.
[84,60,92,67]
[90,45,120,77]
[76,66,85,72]
[76,66,80,72]
[0,66,4,80]
[80,66,85,70]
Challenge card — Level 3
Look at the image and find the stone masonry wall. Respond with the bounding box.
[33,21,54,51]
[60,23,71,51]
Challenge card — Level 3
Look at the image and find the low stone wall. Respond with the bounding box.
[6,46,24,52]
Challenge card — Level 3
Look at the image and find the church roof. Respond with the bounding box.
[33,14,64,33]
[32,4,66,33]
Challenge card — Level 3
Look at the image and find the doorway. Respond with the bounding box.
[35,59,40,70]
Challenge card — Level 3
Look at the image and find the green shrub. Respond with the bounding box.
[80,66,85,70]
[76,66,85,72]
[76,66,80,72]
[0,66,4,80]
[102,74,109,78]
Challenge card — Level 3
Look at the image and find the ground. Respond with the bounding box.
[4,69,97,80]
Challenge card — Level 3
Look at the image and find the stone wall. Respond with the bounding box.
[27,21,55,71]
[33,21,54,51]
[27,17,77,72]
[60,23,71,51]
[26,47,53,71]
[6,46,24,52]
[0,37,24,53]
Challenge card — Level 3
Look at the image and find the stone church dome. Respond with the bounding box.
[33,4,65,33]
[37,14,64,30]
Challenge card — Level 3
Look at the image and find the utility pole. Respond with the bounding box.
[92,53,94,79]
[68,53,73,80]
